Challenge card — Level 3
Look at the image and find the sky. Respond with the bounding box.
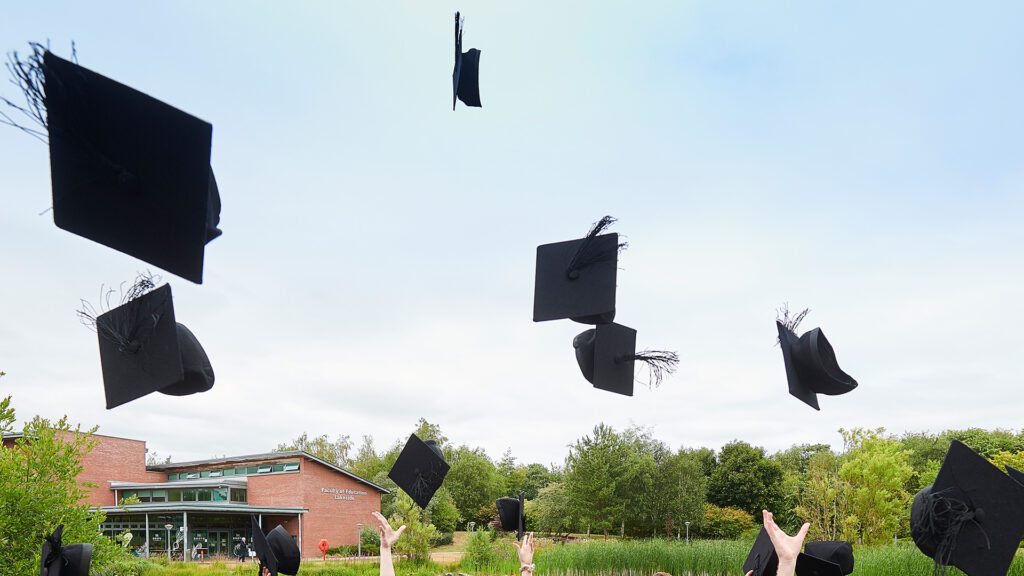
[1,1,1023,468]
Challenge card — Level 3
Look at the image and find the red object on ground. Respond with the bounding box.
[319,538,329,560]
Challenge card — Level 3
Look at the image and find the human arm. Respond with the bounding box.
[514,532,536,576]
[761,510,809,576]
[373,511,406,576]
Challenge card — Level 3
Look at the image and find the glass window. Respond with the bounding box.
[271,464,284,473]
[257,465,272,474]
[283,462,299,472]
[231,488,247,503]
[151,490,167,503]
[200,470,211,478]
[168,473,178,481]
[210,471,222,477]
[248,466,260,474]
[186,472,199,479]
[238,467,250,475]
[137,490,152,503]
[197,489,212,502]
[168,490,182,502]
[183,489,197,501]
[213,488,228,502]
[122,490,136,500]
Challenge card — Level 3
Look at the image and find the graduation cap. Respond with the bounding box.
[573,322,678,396]
[453,12,481,109]
[742,527,779,576]
[910,440,1024,576]
[775,307,857,410]
[534,216,624,324]
[496,491,526,540]
[388,434,450,509]
[267,526,301,576]
[77,276,215,409]
[795,552,843,576]
[40,524,93,576]
[1006,465,1024,486]
[1,46,222,283]
[250,516,278,576]
[799,541,854,576]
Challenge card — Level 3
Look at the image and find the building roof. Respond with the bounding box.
[147,450,390,494]
[98,502,307,515]
[109,477,248,490]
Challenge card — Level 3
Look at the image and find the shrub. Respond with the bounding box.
[701,504,755,540]
[430,532,454,547]
[463,529,498,569]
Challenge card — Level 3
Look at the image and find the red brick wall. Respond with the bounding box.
[75,434,165,506]
[296,457,382,559]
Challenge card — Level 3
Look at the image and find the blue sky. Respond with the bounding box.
[1,1,1022,465]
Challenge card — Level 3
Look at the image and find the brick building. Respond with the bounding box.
[2,433,387,560]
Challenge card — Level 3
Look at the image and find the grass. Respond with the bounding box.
[134,538,1024,576]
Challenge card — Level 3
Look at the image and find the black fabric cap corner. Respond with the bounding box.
[40,524,93,576]
[496,493,525,537]
[535,233,618,324]
[795,552,844,576]
[452,12,481,109]
[96,284,215,409]
[910,440,1024,576]
[573,322,637,396]
[267,525,300,575]
[742,526,779,576]
[803,541,854,575]
[776,321,857,411]
[250,516,278,576]
[43,50,221,284]
[388,433,450,509]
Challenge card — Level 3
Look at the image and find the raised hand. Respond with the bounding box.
[514,532,536,573]
[372,511,406,550]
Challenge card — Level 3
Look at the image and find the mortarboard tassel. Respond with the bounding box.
[1,41,49,142]
[775,302,810,345]
[77,272,167,354]
[911,487,992,576]
[620,349,679,388]
[565,215,628,280]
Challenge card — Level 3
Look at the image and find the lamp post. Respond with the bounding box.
[685,522,690,544]
[164,524,174,561]
[356,523,363,557]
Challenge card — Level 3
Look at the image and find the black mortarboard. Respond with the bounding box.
[776,320,857,410]
[1006,465,1024,487]
[742,527,779,576]
[573,323,678,396]
[453,12,481,109]
[801,541,854,575]
[388,434,450,509]
[795,552,843,576]
[82,281,215,409]
[910,440,1024,576]
[40,525,93,576]
[250,516,278,576]
[267,526,301,576]
[43,50,221,283]
[534,216,621,324]
[496,492,526,540]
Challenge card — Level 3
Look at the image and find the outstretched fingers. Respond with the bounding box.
[395,525,407,539]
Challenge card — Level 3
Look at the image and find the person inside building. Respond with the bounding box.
[233,537,248,563]
[373,511,406,576]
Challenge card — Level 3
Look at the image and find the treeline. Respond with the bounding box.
[274,421,1024,543]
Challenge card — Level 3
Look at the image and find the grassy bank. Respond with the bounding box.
[135,539,1023,576]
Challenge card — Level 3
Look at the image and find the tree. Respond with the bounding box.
[531,482,578,537]
[0,396,137,574]
[565,423,631,536]
[989,450,1024,472]
[426,487,459,534]
[146,451,172,466]
[794,451,848,541]
[701,504,755,539]
[838,428,913,544]
[708,441,784,519]
[275,432,352,467]
[685,447,718,479]
[388,492,438,563]
[349,435,385,480]
[445,446,504,525]
[412,418,448,451]
[521,463,554,500]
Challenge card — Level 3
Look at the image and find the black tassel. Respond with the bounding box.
[628,349,679,389]
[914,487,991,575]
[76,272,164,354]
[1,41,49,143]
[565,215,628,278]
[775,302,810,346]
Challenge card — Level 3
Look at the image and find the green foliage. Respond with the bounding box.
[708,440,784,518]
[389,491,439,562]
[700,504,755,539]
[275,431,353,467]
[531,481,578,536]
[463,528,500,569]
[0,396,143,574]
[445,446,504,525]
[838,428,914,544]
[425,487,459,534]
[989,450,1024,472]
[794,450,848,541]
[565,423,632,536]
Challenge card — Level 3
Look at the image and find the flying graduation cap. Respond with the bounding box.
[796,541,854,576]
[1,44,222,284]
[573,322,679,396]
[453,12,481,109]
[77,275,215,409]
[910,440,1024,576]
[534,216,626,324]
[776,306,857,411]
[496,491,526,540]
[742,527,779,576]
[40,524,93,576]
[388,434,450,509]
[250,516,278,575]
[267,526,301,576]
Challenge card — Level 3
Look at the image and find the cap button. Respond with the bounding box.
[974,507,985,523]
[567,269,580,280]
